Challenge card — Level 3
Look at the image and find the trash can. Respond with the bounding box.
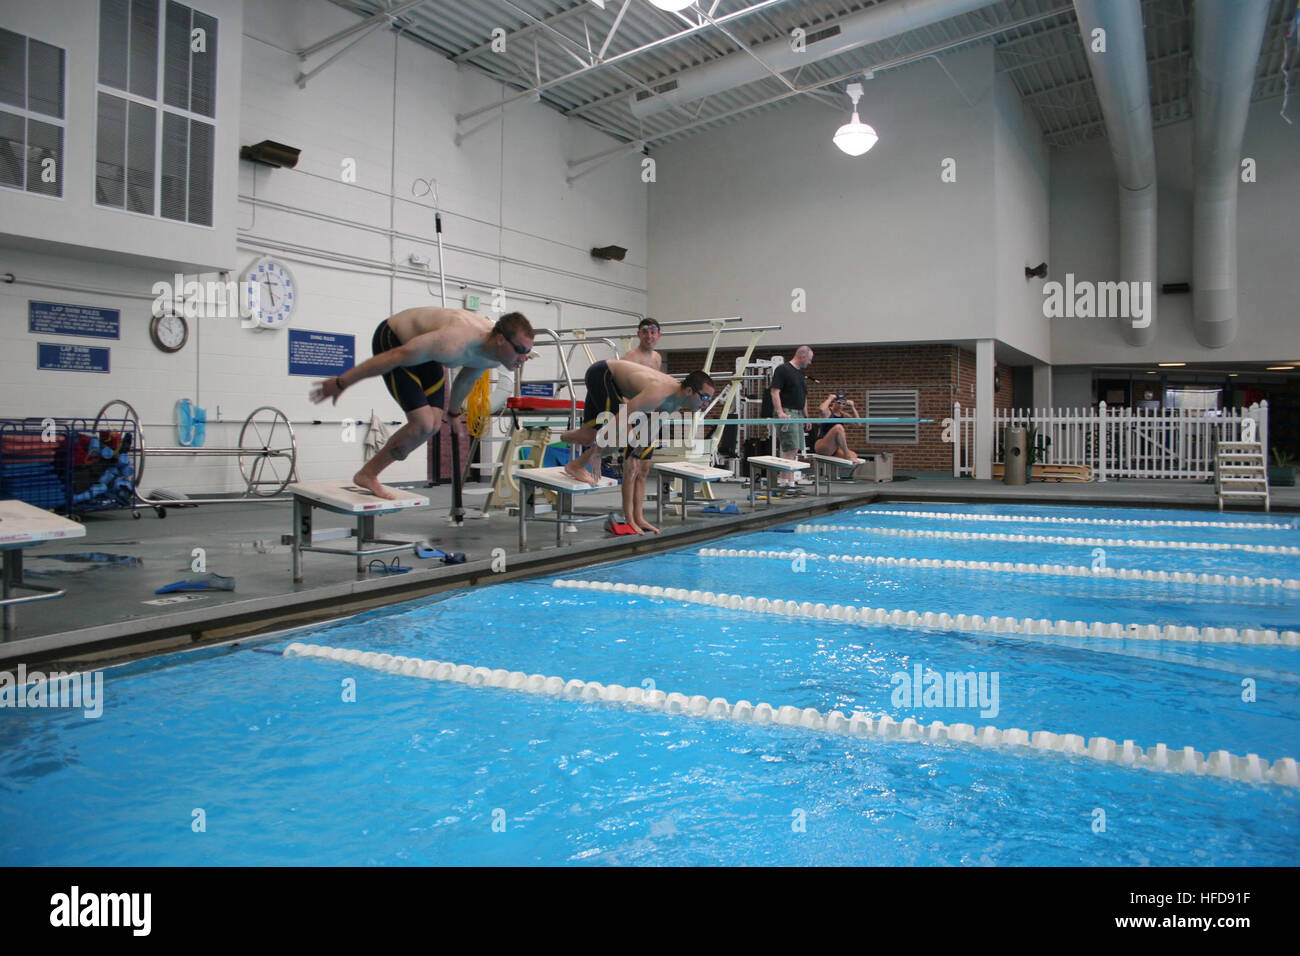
[1003,427,1028,485]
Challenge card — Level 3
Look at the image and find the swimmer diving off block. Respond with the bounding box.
[560,359,715,534]
[310,308,534,500]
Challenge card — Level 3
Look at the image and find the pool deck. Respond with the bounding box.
[4,475,1297,669]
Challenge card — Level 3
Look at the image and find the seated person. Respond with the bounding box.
[812,392,863,465]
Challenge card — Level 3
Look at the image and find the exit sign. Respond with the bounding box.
[465,294,480,310]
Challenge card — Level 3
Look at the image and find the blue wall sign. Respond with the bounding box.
[38,342,111,373]
[29,301,121,339]
[288,329,355,377]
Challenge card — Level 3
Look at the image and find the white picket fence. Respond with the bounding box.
[952,401,1269,481]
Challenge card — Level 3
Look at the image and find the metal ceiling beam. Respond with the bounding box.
[295,0,432,87]
[298,0,430,58]
[455,0,789,124]
[453,2,594,63]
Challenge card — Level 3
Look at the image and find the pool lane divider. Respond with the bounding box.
[549,579,1299,647]
[283,641,1299,788]
[795,524,1300,556]
[698,548,1300,591]
[856,508,1296,532]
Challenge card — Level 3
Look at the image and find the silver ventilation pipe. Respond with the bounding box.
[629,0,1003,119]
[1072,0,1157,345]
[1191,1,1270,349]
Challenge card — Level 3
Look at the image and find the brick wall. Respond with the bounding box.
[667,343,1014,472]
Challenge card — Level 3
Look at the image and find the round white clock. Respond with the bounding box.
[241,257,298,329]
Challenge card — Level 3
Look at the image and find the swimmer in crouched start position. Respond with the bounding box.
[560,358,715,534]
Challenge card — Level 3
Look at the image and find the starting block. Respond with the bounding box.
[801,452,862,494]
[286,481,429,581]
[514,466,616,550]
[746,456,810,508]
[0,499,86,632]
[650,461,732,524]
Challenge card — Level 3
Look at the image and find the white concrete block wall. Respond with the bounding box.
[993,70,1051,363]
[1,0,648,501]
[647,44,999,353]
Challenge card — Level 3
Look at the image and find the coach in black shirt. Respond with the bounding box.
[763,346,814,481]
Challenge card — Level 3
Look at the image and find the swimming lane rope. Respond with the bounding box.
[795,524,1300,556]
[697,548,1300,590]
[549,579,1299,646]
[283,641,1298,788]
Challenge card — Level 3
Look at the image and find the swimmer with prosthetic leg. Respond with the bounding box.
[310,308,534,500]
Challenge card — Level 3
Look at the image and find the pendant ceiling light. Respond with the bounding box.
[648,0,696,11]
[833,82,878,156]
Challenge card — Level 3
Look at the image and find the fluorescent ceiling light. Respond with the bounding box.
[1157,362,1185,367]
[834,82,878,157]
[1265,366,1295,370]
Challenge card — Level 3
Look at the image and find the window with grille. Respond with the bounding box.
[865,390,919,444]
[95,0,217,225]
[0,28,66,197]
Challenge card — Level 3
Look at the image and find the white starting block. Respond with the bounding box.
[746,456,811,508]
[651,461,732,524]
[287,481,429,581]
[0,499,86,632]
[801,453,863,494]
[515,466,616,549]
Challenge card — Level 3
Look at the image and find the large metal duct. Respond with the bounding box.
[1073,0,1157,346]
[629,0,1003,119]
[1191,0,1270,349]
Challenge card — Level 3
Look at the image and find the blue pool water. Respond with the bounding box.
[2,501,1298,865]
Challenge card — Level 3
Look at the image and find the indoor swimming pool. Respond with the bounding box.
[2,501,1297,866]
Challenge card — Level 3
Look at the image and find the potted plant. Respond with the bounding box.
[1269,448,1296,487]
[1025,425,1051,481]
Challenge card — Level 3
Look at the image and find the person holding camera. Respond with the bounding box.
[813,392,863,465]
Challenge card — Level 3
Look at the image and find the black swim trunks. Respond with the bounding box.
[373,320,446,412]
[582,360,626,429]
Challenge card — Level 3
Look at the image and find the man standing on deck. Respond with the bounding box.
[618,318,666,531]
[309,308,534,500]
[764,346,814,488]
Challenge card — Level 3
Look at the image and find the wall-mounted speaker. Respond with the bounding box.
[240,141,301,169]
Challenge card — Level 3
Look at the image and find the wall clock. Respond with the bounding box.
[150,312,189,353]
[241,257,298,329]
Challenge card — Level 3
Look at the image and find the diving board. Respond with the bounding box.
[515,467,617,550]
[0,499,86,632]
[287,481,430,581]
[651,461,732,524]
[746,456,810,508]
